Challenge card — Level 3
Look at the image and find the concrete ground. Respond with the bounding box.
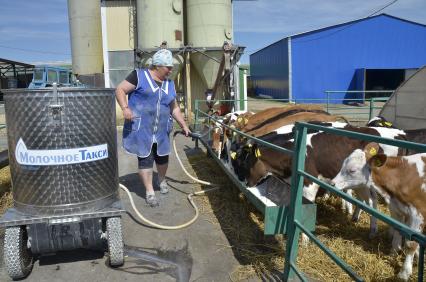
[0,130,255,282]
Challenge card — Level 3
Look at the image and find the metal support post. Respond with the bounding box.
[283,123,308,281]
[419,244,424,282]
[185,51,192,124]
[326,92,330,113]
[194,100,199,148]
[369,98,375,121]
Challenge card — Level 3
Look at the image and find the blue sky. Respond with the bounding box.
[0,0,425,65]
[0,0,70,64]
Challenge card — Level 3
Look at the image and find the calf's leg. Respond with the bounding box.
[397,209,423,281]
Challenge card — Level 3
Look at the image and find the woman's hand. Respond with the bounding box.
[182,126,191,137]
[123,107,133,120]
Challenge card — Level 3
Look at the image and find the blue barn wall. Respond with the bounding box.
[250,14,426,104]
[250,38,289,99]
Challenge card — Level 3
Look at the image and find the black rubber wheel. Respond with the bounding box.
[4,226,34,280]
[106,217,124,266]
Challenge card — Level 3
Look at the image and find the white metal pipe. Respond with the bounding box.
[100,0,110,88]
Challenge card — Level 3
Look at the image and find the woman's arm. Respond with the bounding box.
[171,100,190,136]
[115,80,136,120]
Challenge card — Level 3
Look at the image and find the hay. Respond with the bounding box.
[0,191,13,215]
[187,153,419,281]
[0,166,12,214]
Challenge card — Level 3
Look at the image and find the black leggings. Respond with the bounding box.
[137,143,169,169]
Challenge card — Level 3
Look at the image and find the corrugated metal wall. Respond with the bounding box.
[250,15,426,104]
[250,38,289,99]
[292,15,426,103]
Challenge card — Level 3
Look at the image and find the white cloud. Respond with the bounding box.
[30,60,72,65]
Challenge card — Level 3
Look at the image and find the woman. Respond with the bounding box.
[115,49,190,207]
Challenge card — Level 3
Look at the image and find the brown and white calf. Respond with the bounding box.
[208,110,252,155]
[332,143,426,281]
[220,106,340,164]
[232,124,407,240]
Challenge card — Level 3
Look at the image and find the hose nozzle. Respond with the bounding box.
[173,130,202,140]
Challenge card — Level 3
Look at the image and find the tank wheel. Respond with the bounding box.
[4,226,34,280]
[106,217,124,267]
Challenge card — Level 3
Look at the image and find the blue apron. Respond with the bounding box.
[123,68,176,157]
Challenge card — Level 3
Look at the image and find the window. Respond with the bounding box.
[47,70,58,83]
[59,71,68,84]
[33,69,44,81]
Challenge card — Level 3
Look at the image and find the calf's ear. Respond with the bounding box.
[368,154,387,168]
[364,142,380,160]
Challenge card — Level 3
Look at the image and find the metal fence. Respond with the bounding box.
[325,90,392,124]
[284,122,426,281]
[193,109,426,281]
[194,96,389,127]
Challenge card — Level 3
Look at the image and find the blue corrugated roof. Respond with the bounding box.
[251,13,426,56]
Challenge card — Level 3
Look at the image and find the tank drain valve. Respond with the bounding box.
[49,104,63,126]
[49,83,64,127]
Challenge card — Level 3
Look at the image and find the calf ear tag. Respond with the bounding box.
[369,147,377,156]
[237,117,242,123]
[230,152,237,160]
[374,158,382,166]
[255,148,261,158]
[384,121,392,127]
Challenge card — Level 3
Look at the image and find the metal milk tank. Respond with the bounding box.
[4,87,119,216]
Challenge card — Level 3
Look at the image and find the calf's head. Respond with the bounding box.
[367,116,396,128]
[231,141,267,186]
[332,142,384,191]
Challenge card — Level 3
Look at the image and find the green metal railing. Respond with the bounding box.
[193,109,318,236]
[325,90,391,122]
[283,122,426,281]
[193,108,425,281]
[325,90,393,102]
[194,96,389,127]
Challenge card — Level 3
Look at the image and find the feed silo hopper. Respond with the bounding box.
[379,66,426,130]
[67,0,104,77]
[136,0,184,79]
[186,0,232,90]
[0,86,125,280]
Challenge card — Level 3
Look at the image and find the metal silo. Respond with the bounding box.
[136,0,184,78]
[137,0,183,49]
[186,0,232,89]
[67,0,104,75]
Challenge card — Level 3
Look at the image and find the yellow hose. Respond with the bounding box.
[119,133,219,230]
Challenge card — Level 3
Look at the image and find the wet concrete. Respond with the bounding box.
[0,129,248,281]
